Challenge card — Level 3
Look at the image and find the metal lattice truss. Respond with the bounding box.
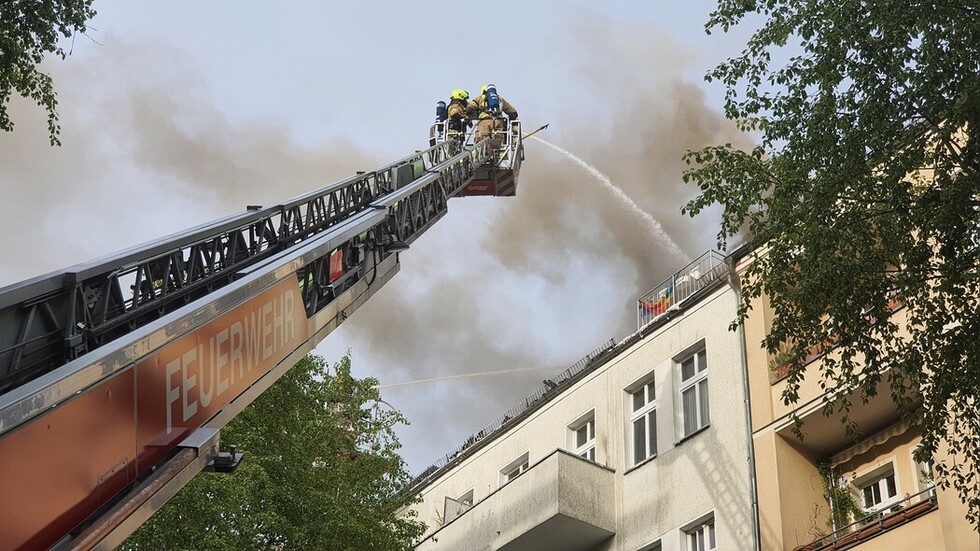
[0,140,490,393]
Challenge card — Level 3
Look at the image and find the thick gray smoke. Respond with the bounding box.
[0,42,376,285]
[338,23,754,471]
[0,23,753,475]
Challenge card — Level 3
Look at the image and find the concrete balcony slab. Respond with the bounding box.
[417,450,616,551]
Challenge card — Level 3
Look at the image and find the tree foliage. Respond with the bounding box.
[684,0,980,524]
[122,354,425,550]
[0,0,96,145]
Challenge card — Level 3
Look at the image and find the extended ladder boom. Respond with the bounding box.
[0,126,522,550]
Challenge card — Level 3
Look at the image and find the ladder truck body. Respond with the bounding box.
[0,120,523,550]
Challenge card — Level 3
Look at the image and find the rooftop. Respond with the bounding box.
[406,249,736,494]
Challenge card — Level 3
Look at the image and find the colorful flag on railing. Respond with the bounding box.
[639,283,673,317]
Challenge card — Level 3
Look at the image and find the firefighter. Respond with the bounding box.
[471,84,519,147]
[447,89,471,133]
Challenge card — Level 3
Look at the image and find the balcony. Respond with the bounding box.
[794,487,938,550]
[637,250,729,330]
[774,377,907,458]
[416,450,616,551]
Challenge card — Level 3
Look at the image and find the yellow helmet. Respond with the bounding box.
[451,89,469,101]
[481,84,491,95]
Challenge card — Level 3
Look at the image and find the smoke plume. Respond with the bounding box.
[0,40,376,285]
[339,20,754,471]
[0,20,754,474]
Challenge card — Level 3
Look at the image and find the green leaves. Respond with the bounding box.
[122,354,425,550]
[688,0,980,526]
[0,0,96,145]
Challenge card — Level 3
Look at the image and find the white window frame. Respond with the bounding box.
[911,451,935,495]
[627,374,657,467]
[855,463,900,511]
[443,489,474,524]
[683,514,716,551]
[568,410,596,462]
[678,348,709,438]
[500,452,529,486]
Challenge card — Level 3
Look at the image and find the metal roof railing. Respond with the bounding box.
[407,250,737,493]
[637,250,728,330]
[407,338,617,491]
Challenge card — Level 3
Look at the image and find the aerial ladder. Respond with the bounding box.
[0,116,526,550]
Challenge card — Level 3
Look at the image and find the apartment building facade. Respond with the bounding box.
[402,247,979,550]
[735,252,979,551]
[404,251,757,551]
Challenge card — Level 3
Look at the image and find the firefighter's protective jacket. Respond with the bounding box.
[467,94,518,120]
[447,98,470,133]
[447,99,468,121]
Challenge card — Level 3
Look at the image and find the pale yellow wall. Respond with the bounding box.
[735,256,916,427]
[740,286,775,431]
[835,427,924,507]
[774,435,826,550]
[757,420,977,551]
[752,430,784,551]
[933,445,980,550]
[737,248,977,551]
[848,511,944,550]
[833,426,957,550]
[769,358,830,422]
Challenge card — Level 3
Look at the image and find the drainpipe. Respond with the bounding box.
[727,263,762,551]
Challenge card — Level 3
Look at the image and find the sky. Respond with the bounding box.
[0,1,759,474]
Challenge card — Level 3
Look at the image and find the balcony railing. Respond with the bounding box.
[637,250,728,330]
[415,450,616,551]
[794,486,939,551]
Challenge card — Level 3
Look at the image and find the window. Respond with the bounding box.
[679,349,709,437]
[444,489,473,523]
[500,452,529,485]
[569,411,596,461]
[860,469,898,509]
[914,455,935,494]
[686,517,716,551]
[628,376,657,466]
